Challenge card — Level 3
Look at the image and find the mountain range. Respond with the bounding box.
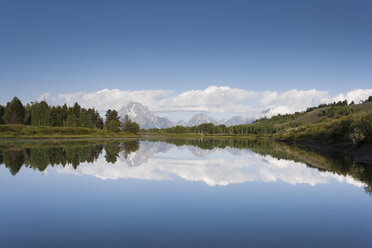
[118,102,253,129]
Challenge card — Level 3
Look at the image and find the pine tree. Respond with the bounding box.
[24,104,32,125]
[79,109,92,128]
[31,101,50,126]
[3,97,25,124]
[61,104,68,121]
[72,102,81,118]
[0,105,5,124]
[105,109,120,132]
[64,114,78,127]
[122,115,140,134]
[97,117,104,129]
[49,106,63,127]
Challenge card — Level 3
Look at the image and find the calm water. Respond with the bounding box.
[1,139,371,248]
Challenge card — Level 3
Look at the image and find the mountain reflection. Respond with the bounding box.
[0,139,371,194]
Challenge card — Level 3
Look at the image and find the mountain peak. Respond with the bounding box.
[127,102,145,108]
[118,102,173,129]
[118,103,253,129]
[186,113,218,126]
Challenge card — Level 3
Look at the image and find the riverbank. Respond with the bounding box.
[0,125,139,139]
[1,125,371,165]
[144,132,372,165]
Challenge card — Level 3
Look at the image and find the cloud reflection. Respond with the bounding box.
[54,142,365,187]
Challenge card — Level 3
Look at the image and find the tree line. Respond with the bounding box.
[148,122,275,135]
[0,97,139,133]
[148,96,372,139]
[305,97,372,113]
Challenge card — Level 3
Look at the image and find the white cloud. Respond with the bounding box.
[324,89,372,104]
[41,86,372,119]
[55,88,172,111]
[259,91,278,105]
[261,89,329,117]
[157,85,257,112]
[38,92,50,102]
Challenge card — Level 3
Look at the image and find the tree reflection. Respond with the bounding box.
[105,143,120,163]
[150,138,372,194]
[0,140,139,174]
[0,138,371,196]
[3,150,24,175]
[122,140,140,159]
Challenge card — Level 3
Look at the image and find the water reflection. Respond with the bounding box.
[0,140,137,173]
[0,139,371,194]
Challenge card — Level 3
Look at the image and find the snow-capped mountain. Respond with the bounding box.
[224,116,253,126]
[117,102,253,129]
[185,114,252,127]
[118,102,173,129]
[175,120,187,126]
[185,113,220,126]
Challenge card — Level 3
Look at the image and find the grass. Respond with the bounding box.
[274,111,372,146]
[0,125,140,138]
[274,102,372,130]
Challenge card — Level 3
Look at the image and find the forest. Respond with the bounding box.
[0,97,139,134]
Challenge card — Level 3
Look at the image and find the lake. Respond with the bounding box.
[1,138,371,248]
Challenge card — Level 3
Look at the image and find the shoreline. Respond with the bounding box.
[1,129,371,165]
[1,132,371,165]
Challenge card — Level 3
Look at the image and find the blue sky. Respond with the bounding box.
[0,0,371,118]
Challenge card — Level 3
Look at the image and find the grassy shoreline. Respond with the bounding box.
[1,125,370,165]
[0,125,140,139]
[0,124,369,149]
[0,125,269,140]
[0,124,363,144]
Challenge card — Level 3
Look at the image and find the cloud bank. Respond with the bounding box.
[41,86,372,118]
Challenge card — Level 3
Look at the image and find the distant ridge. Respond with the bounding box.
[118,102,253,129]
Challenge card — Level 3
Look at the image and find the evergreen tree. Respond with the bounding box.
[122,115,140,134]
[3,97,25,124]
[61,104,68,121]
[105,109,120,132]
[87,108,103,128]
[64,114,78,127]
[79,109,92,128]
[31,101,50,126]
[0,105,5,124]
[96,117,104,129]
[64,105,79,127]
[87,108,96,127]
[72,102,81,118]
[24,104,32,125]
[50,106,63,127]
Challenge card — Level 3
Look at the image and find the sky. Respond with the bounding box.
[0,0,371,120]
